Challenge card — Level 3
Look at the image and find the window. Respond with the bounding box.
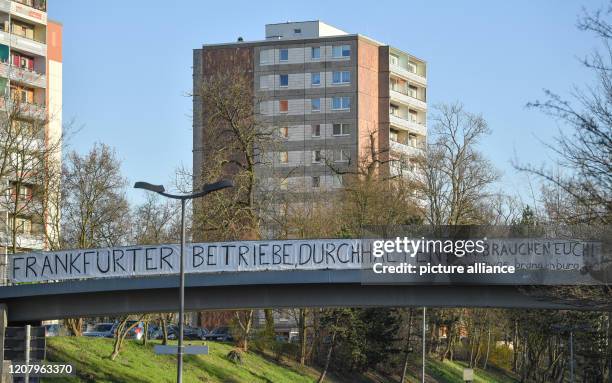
[294,28,301,34]
[311,72,321,86]
[409,109,418,123]
[279,49,289,61]
[311,98,321,112]
[11,183,32,200]
[279,74,288,87]
[312,124,321,137]
[332,96,350,110]
[332,45,350,58]
[390,54,399,66]
[280,179,288,190]
[9,216,32,235]
[332,123,349,136]
[280,151,289,163]
[335,149,349,163]
[408,85,418,98]
[312,176,320,188]
[407,61,417,74]
[279,126,289,138]
[332,71,350,84]
[312,150,322,163]
[390,104,399,116]
[260,77,269,89]
[332,174,343,187]
[311,47,321,59]
[279,100,289,113]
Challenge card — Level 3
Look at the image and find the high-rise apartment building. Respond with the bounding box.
[193,20,425,203]
[0,0,62,259]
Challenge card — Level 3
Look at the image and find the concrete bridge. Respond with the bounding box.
[0,269,591,323]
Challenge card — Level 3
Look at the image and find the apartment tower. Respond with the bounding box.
[0,0,62,258]
[193,20,426,209]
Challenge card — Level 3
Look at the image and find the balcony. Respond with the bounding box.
[0,97,46,119]
[0,0,47,24]
[390,63,426,86]
[390,89,427,111]
[390,139,424,158]
[0,231,45,249]
[0,28,46,57]
[0,61,45,88]
[389,114,427,135]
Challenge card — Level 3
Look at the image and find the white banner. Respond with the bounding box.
[9,239,366,283]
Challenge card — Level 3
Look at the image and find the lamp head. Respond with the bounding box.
[134,182,165,194]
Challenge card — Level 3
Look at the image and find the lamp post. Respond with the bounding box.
[134,179,232,383]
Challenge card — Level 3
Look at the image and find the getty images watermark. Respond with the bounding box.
[370,237,516,275]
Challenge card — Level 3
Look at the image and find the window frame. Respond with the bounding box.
[312,124,321,137]
[279,74,289,87]
[332,123,350,136]
[312,176,320,188]
[311,46,321,60]
[279,48,289,62]
[332,71,351,84]
[332,45,351,58]
[311,98,321,112]
[311,72,321,86]
[279,99,289,113]
[280,151,289,163]
[312,150,322,163]
[332,96,351,110]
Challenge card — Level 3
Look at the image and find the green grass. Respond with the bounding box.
[425,359,518,383]
[43,336,518,383]
[43,336,330,383]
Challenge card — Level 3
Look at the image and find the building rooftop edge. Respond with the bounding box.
[198,33,426,63]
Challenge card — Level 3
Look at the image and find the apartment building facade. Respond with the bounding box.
[0,0,62,261]
[193,21,426,204]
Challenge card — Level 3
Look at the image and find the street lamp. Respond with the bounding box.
[134,179,233,383]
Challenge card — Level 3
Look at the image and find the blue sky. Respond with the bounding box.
[49,1,604,204]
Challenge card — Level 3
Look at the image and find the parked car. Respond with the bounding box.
[204,327,233,341]
[83,323,115,338]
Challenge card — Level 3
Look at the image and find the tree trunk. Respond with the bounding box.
[265,309,275,340]
[317,328,337,383]
[235,310,253,352]
[65,318,83,337]
[299,309,307,365]
[110,315,144,360]
[142,321,149,346]
[400,308,414,383]
[483,325,491,369]
[161,316,168,346]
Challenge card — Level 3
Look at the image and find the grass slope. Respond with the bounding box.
[44,337,328,383]
[44,336,518,383]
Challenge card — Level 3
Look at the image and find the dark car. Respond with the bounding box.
[83,323,115,338]
[204,327,233,341]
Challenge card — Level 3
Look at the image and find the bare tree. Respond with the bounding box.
[515,3,612,224]
[110,314,146,360]
[192,69,277,241]
[60,143,130,335]
[417,103,500,226]
[0,93,62,269]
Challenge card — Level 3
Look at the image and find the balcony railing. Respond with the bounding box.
[14,0,47,12]
[0,30,46,56]
[390,89,427,111]
[0,60,46,88]
[389,114,427,135]
[390,63,427,85]
[390,139,425,157]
